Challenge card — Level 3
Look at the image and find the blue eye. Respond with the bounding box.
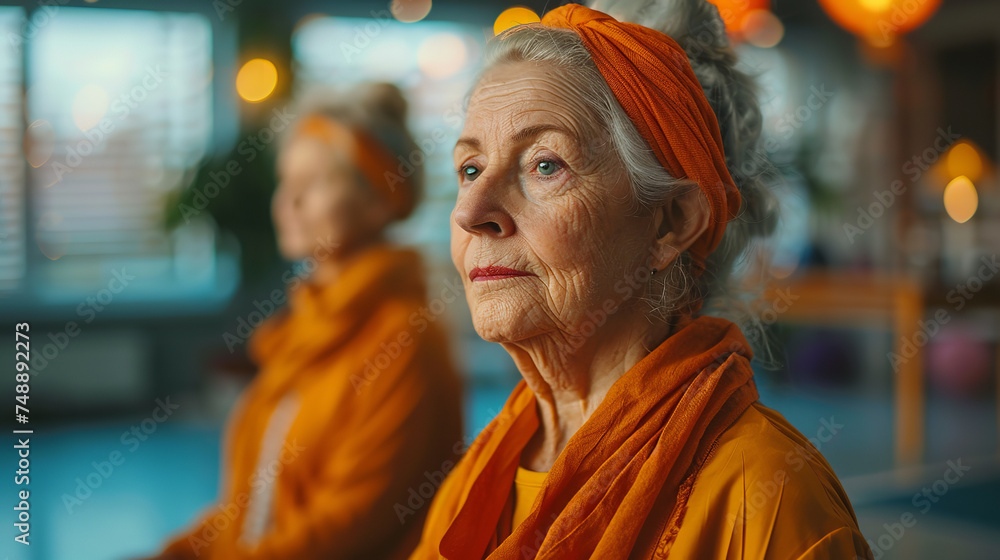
[536,160,559,176]
[461,165,480,181]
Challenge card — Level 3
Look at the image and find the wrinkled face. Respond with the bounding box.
[273,133,386,261]
[452,61,657,345]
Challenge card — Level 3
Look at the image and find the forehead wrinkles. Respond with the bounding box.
[465,65,600,146]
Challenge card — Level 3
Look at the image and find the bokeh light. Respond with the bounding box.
[36,212,66,260]
[417,33,468,79]
[236,58,278,103]
[946,140,984,184]
[493,7,540,36]
[391,0,432,23]
[818,0,943,43]
[859,0,893,11]
[743,9,784,48]
[943,175,978,224]
[71,84,109,131]
[706,0,769,35]
[24,119,55,168]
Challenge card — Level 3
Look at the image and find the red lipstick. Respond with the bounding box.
[469,265,536,282]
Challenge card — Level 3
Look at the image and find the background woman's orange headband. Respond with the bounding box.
[540,3,741,273]
[294,114,415,220]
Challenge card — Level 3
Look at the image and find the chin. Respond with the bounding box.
[276,241,309,262]
[469,296,539,343]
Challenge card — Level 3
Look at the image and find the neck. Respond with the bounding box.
[506,309,674,472]
[306,234,384,287]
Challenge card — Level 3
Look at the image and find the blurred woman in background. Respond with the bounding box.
[149,82,464,560]
[411,1,872,558]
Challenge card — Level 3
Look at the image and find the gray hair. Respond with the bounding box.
[475,0,778,345]
[285,82,423,220]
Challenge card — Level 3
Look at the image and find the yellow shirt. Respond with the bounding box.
[512,466,548,528]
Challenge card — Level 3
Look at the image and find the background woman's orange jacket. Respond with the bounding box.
[163,244,464,559]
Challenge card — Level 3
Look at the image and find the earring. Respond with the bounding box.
[651,268,658,276]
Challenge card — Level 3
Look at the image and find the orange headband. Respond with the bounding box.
[294,114,414,220]
[540,4,741,273]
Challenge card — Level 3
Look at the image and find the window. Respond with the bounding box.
[2,7,236,306]
[0,7,24,293]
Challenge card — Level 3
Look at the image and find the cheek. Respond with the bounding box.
[525,192,646,317]
[528,195,609,279]
[450,210,470,269]
[311,184,359,230]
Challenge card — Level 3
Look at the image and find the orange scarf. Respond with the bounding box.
[163,244,464,559]
[540,4,741,273]
[413,316,758,559]
[247,243,427,391]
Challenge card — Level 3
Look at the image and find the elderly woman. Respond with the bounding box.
[150,83,464,560]
[411,2,872,559]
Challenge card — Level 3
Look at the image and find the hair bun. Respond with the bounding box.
[591,0,728,55]
[354,82,409,126]
[590,0,777,237]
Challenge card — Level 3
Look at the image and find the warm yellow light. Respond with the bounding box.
[494,7,540,35]
[236,58,278,103]
[418,33,468,79]
[819,0,942,39]
[947,141,983,183]
[391,0,432,23]
[742,10,784,48]
[943,175,978,224]
[707,0,769,35]
[72,84,109,131]
[859,0,893,12]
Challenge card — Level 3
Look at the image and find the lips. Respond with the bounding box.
[469,265,536,281]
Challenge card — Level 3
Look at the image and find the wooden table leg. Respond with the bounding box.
[894,283,924,466]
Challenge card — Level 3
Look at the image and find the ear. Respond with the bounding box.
[650,185,711,271]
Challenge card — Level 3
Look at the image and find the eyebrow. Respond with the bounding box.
[454,124,574,153]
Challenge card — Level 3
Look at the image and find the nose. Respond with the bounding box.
[452,178,516,238]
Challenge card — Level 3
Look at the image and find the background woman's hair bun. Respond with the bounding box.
[289,81,423,219]
[353,81,409,127]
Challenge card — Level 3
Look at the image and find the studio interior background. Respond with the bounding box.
[0,0,998,558]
